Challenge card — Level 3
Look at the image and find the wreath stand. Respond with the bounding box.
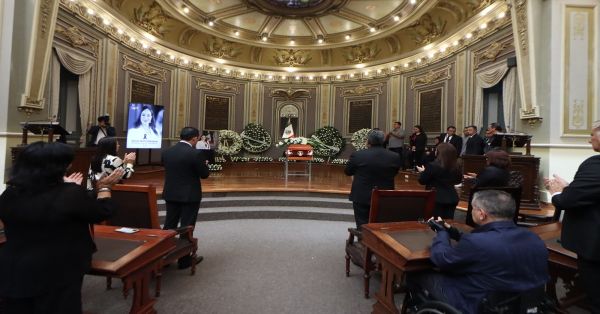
[284,144,313,181]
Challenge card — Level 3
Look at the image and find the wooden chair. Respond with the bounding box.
[466,186,522,228]
[106,184,198,297]
[345,189,436,298]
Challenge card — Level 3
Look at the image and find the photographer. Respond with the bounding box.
[407,190,549,314]
[86,115,116,147]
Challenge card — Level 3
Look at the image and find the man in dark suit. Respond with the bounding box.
[86,115,116,147]
[545,120,600,312]
[438,126,462,156]
[162,127,210,268]
[344,130,402,228]
[463,125,485,155]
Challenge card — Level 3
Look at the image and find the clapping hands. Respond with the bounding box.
[544,174,569,194]
[64,172,84,185]
[123,152,136,165]
[416,165,425,172]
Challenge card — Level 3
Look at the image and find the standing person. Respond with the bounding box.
[409,125,427,168]
[86,115,116,147]
[439,126,462,156]
[87,137,136,192]
[387,121,406,169]
[345,130,402,228]
[545,120,600,312]
[463,125,485,155]
[417,143,463,219]
[0,141,123,314]
[162,127,210,269]
[460,126,469,156]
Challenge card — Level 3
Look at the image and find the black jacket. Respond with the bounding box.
[0,183,115,297]
[464,134,485,155]
[473,165,510,188]
[162,142,210,203]
[86,125,116,147]
[438,133,463,155]
[418,161,463,205]
[345,146,402,205]
[552,155,600,260]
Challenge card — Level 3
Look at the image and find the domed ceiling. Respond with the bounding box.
[98,0,502,71]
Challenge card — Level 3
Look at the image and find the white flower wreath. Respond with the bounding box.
[311,126,344,157]
[351,128,372,151]
[241,123,272,153]
[216,129,243,156]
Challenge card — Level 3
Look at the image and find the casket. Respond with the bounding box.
[286,144,313,161]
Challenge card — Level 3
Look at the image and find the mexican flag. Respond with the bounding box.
[282,119,295,139]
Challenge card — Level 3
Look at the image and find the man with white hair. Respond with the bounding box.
[407,190,549,314]
[545,120,600,312]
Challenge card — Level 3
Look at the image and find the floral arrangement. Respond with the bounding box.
[311,157,325,163]
[276,137,311,146]
[311,126,344,157]
[216,130,243,156]
[351,128,372,150]
[241,123,272,153]
[251,156,273,162]
[214,156,227,163]
[208,164,223,171]
[230,156,250,162]
[331,158,349,165]
[278,157,296,162]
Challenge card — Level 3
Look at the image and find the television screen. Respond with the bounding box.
[126,103,164,149]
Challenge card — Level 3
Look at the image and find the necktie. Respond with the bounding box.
[445,135,449,143]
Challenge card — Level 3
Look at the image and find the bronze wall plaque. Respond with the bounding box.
[419,89,442,134]
[348,100,372,133]
[130,79,156,104]
[205,95,230,130]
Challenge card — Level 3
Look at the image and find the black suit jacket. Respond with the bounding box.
[418,161,463,205]
[162,142,209,203]
[473,165,510,188]
[438,133,463,155]
[344,146,401,205]
[86,125,116,147]
[552,155,600,260]
[464,134,485,155]
[0,183,115,298]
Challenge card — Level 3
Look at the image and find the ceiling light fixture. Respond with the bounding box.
[322,75,327,79]
[261,33,268,41]
[393,15,400,22]
[281,76,286,80]
[216,58,226,64]
[183,59,189,64]
[117,29,124,34]
[169,55,175,60]
[369,27,377,33]
[480,23,488,29]
[103,18,110,25]
[317,35,324,44]
[155,50,161,55]
[416,58,422,63]
[254,73,259,78]
[428,52,435,58]
[234,30,240,36]
[349,73,354,78]
[404,63,409,68]
[377,69,382,74]
[290,39,295,44]
[309,76,314,80]
[345,34,351,40]
[268,75,273,79]
[423,44,433,51]
[453,40,459,46]
[410,0,417,4]
[183,7,190,14]
[225,69,231,74]
[87,8,95,15]
[208,20,214,27]
[142,42,148,49]
[129,37,136,43]
[497,12,506,19]
[336,75,341,79]
[390,66,396,71]
[465,32,473,39]
[295,76,300,80]
[480,6,493,16]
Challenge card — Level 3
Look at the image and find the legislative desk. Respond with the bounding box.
[528,223,584,310]
[90,225,176,314]
[11,146,97,176]
[361,221,471,314]
[461,154,541,209]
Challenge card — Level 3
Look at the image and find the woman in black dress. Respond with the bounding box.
[417,143,463,219]
[409,125,427,168]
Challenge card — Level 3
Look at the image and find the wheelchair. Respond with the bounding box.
[404,285,558,314]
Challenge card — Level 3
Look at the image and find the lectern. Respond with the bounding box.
[491,132,533,155]
[20,121,70,145]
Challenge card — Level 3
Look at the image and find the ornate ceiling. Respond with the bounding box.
[92,0,503,72]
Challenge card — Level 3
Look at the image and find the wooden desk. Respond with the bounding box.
[361,221,470,314]
[528,223,584,309]
[90,225,176,314]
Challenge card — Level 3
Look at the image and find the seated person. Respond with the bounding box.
[463,149,511,188]
[407,190,548,314]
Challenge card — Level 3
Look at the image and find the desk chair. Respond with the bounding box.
[466,186,522,228]
[107,184,198,297]
[345,189,435,298]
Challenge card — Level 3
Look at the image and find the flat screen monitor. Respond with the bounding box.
[126,103,164,149]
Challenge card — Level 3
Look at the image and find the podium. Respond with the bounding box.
[284,144,313,180]
[20,121,70,145]
[491,133,533,155]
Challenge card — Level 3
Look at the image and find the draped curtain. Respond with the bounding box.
[474,64,509,129]
[51,47,94,136]
[502,68,517,132]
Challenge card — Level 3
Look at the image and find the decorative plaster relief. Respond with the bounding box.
[341,84,382,96]
[514,0,528,54]
[474,37,513,69]
[408,13,447,45]
[270,87,310,100]
[196,79,239,94]
[203,36,241,59]
[273,49,312,67]
[343,43,380,64]
[40,0,54,38]
[55,25,98,56]
[122,55,167,82]
[131,2,170,38]
[411,65,452,89]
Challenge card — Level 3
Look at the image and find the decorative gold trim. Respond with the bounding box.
[122,55,167,82]
[515,0,528,54]
[131,1,170,38]
[341,83,382,96]
[203,36,241,59]
[40,0,54,38]
[343,43,381,64]
[270,87,310,100]
[196,79,239,93]
[273,49,312,67]
[55,25,98,56]
[474,38,513,69]
[18,97,46,115]
[411,65,452,89]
